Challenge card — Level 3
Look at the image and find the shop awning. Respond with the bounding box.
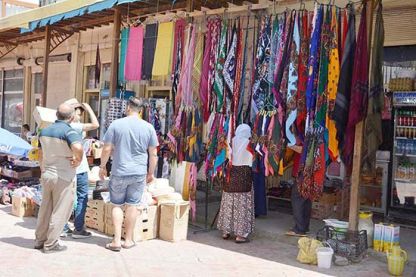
[22,0,141,33]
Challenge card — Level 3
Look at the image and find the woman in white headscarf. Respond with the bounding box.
[217,124,254,243]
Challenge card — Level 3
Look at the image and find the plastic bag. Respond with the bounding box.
[297,237,323,265]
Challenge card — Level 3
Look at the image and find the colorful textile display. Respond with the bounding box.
[125,26,144,81]
[152,22,174,77]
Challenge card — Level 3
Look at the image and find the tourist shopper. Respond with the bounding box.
[61,102,99,239]
[99,97,158,251]
[217,124,254,243]
[34,103,83,253]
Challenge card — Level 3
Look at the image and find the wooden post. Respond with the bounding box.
[348,0,375,231]
[41,25,51,107]
[109,8,121,98]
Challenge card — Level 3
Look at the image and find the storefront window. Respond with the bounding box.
[3,69,24,134]
[85,65,98,90]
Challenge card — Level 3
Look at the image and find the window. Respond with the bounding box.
[2,69,24,134]
[84,63,111,90]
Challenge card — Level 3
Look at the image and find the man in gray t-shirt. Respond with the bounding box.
[100,97,158,251]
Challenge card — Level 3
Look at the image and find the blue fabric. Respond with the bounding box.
[0,128,32,157]
[74,172,89,231]
[253,163,267,217]
[109,175,146,205]
[103,116,159,176]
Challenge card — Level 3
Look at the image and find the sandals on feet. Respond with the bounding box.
[235,237,250,244]
[222,234,231,240]
[122,242,136,249]
[105,243,121,252]
[285,230,307,237]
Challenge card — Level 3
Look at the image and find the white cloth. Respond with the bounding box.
[231,124,253,167]
[396,181,416,204]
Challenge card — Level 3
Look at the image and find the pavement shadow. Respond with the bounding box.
[61,233,112,248]
[15,217,37,230]
[0,236,35,249]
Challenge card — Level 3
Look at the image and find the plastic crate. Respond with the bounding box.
[316,226,368,262]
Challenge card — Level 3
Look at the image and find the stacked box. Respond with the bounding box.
[11,196,35,217]
[373,223,385,252]
[85,200,105,232]
[311,192,337,220]
[104,203,158,242]
[383,225,400,253]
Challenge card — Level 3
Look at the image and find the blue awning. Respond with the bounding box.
[20,0,143,33]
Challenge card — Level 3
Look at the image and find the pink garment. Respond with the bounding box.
[178,25,196,107]
[125,26,144,81]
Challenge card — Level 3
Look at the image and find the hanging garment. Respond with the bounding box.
[343,2,368,170]
[363,0,384,171]
[237,17,250,125]
[142,23,158,80]
[192,28,204,103]
[305,5,323,131]
[332,4,356,166]
[232,21,244,134]
[152,22,174,77]
[326,7,341,161]
[285,12,300,147]
[125,26,144,81]
[214,20,228,113]
[118,28,129,83]
[171,21,185,114]
[200,27,211,122]
[251,15,272,117]
[253,159,267,216]
[95,44,101,87]
[207,18,222,116]
[296,11,310,143]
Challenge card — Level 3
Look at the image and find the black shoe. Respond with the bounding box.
[60,228,73,238]
[43,244,67,253]
[72,229,92,239]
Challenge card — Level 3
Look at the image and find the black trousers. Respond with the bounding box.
[291,183,312,234]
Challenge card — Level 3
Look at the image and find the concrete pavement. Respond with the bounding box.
[0,204,414,277]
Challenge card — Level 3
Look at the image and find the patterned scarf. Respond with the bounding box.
[172,20,185,114]
[305,5,323,131]
[296,11,310,143]
[344,2,369,171]
[285,11,300,147]
[326,6,341,161]
[223,23,238,114]
[207,18,222,115]
[213,20,228,113]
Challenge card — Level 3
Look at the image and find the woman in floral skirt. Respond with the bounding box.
[217,124,254,243]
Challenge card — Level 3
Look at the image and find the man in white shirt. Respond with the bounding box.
[62,102,99,239]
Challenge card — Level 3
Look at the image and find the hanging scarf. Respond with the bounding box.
[118,28,129,84]
[305,5,323,131]
[296,11,310,143]
[152,22,174,77]
[142,23,158,80]
[237,17,250,125]
[213,20,228,113]
[207,18,222,116]
[192,27,204,103]
[343,2,368,171]
[200,23,212,122]
[232,21,244,134]
[285,12,300,147]
[326,6,341,161]
[332,4,356,167]
[363,0,384,171]
[95,44,101,87]
[125,26,144,81]
[223,23,238,114]
[172,20,186,114]
[251,15,272,116]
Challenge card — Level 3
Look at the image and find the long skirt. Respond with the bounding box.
[217,190,255,238]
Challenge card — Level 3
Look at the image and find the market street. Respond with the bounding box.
[1,205,414,277]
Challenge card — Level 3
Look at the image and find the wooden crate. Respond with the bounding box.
[86,200,105,232]
[85,215,105,232]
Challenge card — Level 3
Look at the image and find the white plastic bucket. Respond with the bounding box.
[317,247,334,269]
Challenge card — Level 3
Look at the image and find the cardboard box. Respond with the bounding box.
[383,225,400,253]
[373,223,385,252]
[11,196,35,217]
[159,202,189,242]
[33,106,57,130]
[85,200,105,232]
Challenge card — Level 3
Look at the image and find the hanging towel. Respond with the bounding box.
[125,26,144,81]
[152,22,174,77]
[118,28,129,83]
[142,23,158,80]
